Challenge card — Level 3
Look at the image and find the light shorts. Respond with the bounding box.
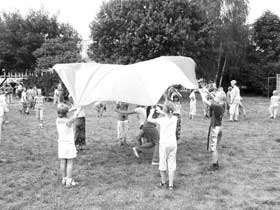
[36,108,44,120]
[210,126,222,152]
[159,144,177,171]
[58,142,77,159]
[117,120,128,139]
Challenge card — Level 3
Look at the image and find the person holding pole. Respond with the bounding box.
[201,89,226,171]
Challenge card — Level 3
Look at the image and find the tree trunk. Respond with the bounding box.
[219,57,227,87]
[214,43,223,84]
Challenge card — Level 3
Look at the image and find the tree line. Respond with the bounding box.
[0,0,280,95]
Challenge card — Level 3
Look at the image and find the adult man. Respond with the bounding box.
[229,80,241,121]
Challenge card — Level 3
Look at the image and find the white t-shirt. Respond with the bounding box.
[230,86,241,104]
[134,107,146,125]
[270,95,279,107]
[56,118,75,144]
[154,115,177,146]
[21,91,27,102]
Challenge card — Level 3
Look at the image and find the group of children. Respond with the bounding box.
[19,86,45,128]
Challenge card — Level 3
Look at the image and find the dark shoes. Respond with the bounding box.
[208,162,219,171]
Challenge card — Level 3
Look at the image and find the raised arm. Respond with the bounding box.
[114,109,136,115]
[147,108,158,124]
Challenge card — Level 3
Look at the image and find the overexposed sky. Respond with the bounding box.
[1,0,280,40]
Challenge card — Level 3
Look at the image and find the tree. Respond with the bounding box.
[191,0,249,87]
[245,11,280,94]
[0,9,81,73]
[88,0,212,78]
[33,23,82,71]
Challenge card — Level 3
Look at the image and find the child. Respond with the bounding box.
[147,102,178,190]
[56,103,78,187]
[115,105,146,145]
[53,87,60,105]
[189,90,197,120]
[34,89,45,128]
[170,93,182,142]
[201,89,226,171]
[93,101,106,118]
[20,87,27,114]
[0,89,7,143]
[269,90,279,119]
[114,102,129,146]
[226,87,232,116]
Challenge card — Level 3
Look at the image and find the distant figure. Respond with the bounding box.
[5,84,13,104]
[56,103,78,187]
[16,83,23,99]
[114,102,129,146]
[189,90,197,120]
[58,83,64,103]
[53,86,60,105]
[26,87,33,114]
[93,101,106,118]
[20,87,28,114]
[34,89,45,128]
[0,89,7,143]
[269,90,280,119]
[229,80,241,122]
[226,87,232,116]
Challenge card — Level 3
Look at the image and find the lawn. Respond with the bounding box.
[1,96,280,210]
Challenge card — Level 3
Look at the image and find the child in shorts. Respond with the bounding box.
[147,102,177,190]
[202,89,226,170]
[114,102,129,145]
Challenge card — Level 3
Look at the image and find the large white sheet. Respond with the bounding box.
[53,56,198,106]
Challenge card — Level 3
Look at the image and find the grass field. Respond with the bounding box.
[1,96,280,210]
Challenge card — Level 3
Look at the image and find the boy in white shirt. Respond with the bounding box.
[147,102,177,190]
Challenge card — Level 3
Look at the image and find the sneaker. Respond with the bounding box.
[62,177,67,185]
[151,161,159,165]
[132,147,140,158]
[208,163,219,171]
[159,182,167,188]
[168,186,174,191]
[66,178,78,188]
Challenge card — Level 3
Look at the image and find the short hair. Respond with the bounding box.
[231,80,237,85]
[273,90,277,95]
[57,103,69,118]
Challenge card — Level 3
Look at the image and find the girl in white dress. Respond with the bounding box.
[56,103,79,187]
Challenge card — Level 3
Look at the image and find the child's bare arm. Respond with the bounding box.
[147,108,157,124]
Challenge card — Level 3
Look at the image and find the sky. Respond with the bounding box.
[1,0,280,40]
